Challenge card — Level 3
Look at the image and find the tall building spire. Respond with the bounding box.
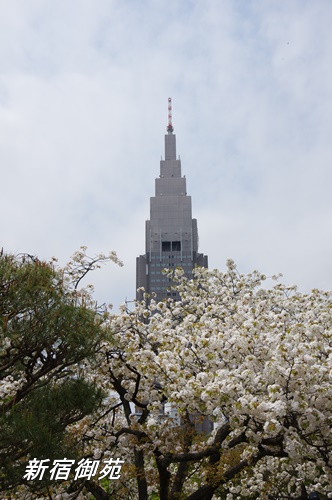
[136,100,208,302]
[167,97,174,134]
[164,96,177,161]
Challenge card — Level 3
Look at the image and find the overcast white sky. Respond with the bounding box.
[1,0,332,309]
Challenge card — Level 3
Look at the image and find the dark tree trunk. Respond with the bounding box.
[134,448,148,500]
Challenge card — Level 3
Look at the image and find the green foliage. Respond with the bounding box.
[0,251,108,493]
[6,379,103,455]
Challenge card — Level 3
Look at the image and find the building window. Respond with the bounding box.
[162,241,182,252]
[162,241,171,251]
[172,241,181,251]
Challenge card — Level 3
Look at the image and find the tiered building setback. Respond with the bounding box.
[136,99,208,301]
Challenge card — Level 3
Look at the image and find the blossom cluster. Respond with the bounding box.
[93,262,332,498]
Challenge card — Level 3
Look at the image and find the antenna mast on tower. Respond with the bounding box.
[167,97,174,134]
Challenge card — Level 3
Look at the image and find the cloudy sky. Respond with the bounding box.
[1,0,332,309]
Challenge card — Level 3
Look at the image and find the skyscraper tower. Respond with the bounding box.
[136,98,208,301]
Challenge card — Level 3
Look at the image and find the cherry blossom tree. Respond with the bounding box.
[78,261,332,499]
[3,255,331,499]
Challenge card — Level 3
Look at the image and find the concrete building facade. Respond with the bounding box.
[136,102,208,301]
